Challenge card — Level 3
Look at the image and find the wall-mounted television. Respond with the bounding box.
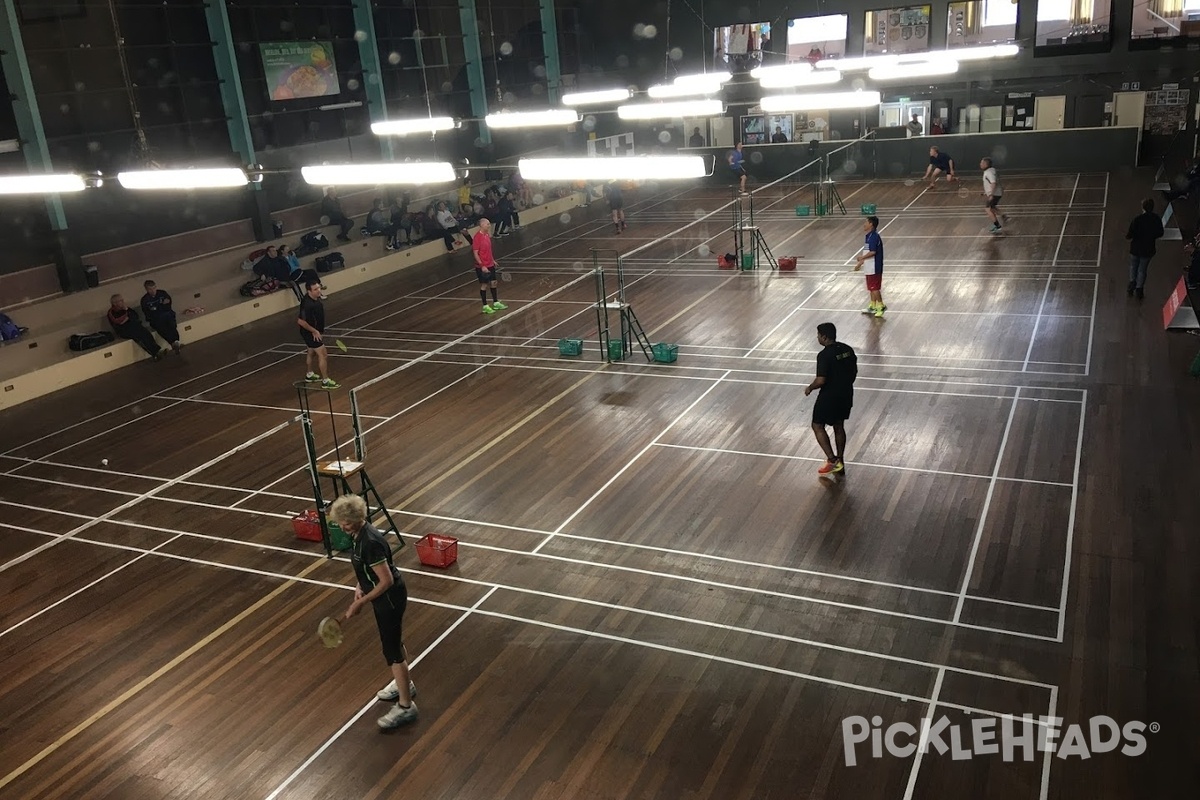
[1035,0,1113,53]
[864,5,933,56]
[785,14,849,63]
[946,0,1018,47]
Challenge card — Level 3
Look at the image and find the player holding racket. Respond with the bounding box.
[331,495,418,729]
[472,218,507,315]
[854,216,886,319]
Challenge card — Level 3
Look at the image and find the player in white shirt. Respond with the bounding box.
[980,157,1005,234]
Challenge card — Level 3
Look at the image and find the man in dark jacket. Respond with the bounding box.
[140,280,181,353]
[107,294,162,360]
[1126,197,1165,300]
[322,187,354,242]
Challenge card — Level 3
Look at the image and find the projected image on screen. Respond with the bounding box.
[864,5,933,55]
[1035,0,1112,46]
[714,22,772,72]
[786,14,849,64]
[1131,0,1200,39]
[947,0,1018,47]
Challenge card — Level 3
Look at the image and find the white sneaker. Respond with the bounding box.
[377,701,418,729]
[376,679,417,702]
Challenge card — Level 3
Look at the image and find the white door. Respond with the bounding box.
[1112,91,1146,131]
[1033,95,1067,130]
[902,101,930,135]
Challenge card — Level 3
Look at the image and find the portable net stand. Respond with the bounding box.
[295,382,400,557]
[591,248,652,362]
[731,191,778,271]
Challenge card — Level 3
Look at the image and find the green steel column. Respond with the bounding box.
[0,0,86,291]
[537,0,561,104]
[457,0,491,145]
[351,0,394,160]
[204,0,272,239]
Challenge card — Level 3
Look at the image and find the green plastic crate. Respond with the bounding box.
[607,339,625,361]
[816,203,828,216]
[558,337,583,356]
[795,205,811,217]
[741,253,755,270]
[652,343,679,363]
[329,520,353,552]
[860,203,877,215]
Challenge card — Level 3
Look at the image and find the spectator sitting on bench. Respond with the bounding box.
[322,187,354,242]
[279,244,322,290]
[362,198,393,238]
[458,179,473,215]
[107,294,162,361]
[435,201,471,252]
[253,245,293,282]
[140,280,182,354]
[386,193,412,250]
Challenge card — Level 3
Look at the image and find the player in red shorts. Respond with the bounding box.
[854,215,886,319]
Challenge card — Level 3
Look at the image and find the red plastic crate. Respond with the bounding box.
[293,509,322,542]
[415,534,458,568]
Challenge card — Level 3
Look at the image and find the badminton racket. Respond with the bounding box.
[317,616,344,648]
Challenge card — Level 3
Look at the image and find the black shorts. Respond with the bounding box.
[610,201,624,211]
[301,332,324,350]
[812,394,852,426]
[475,267,497,283]
[985,196,1002,209]
[372,584,408,665]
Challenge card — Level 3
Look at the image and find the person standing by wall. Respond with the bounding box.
[140,281,181,353]
[1125,197,1165,300]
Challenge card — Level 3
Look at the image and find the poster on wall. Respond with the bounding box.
[864,5,932,55]
[1002,92,1035,131]
[1144,89,1191,134]
[260,42,340,101]
[741,115,768,145]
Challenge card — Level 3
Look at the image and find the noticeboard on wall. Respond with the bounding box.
[864,5,932,55]
[1144,89,1191,135]
[1002,92,1035,131]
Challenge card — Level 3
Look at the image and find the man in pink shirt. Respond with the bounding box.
[471,218,507,314]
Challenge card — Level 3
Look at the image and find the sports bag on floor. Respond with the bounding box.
[69,331,115,351]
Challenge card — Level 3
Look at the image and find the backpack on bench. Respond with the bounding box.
[69,331,115,352]
[315,251,345,273]
[294,231,329,257]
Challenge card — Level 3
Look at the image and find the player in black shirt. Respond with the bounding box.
[297,279,339,389]
[140,280,181,353]
[804,322,858,476]
[331,494,419,729]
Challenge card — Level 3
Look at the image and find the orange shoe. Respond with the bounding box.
[817,460,845,476]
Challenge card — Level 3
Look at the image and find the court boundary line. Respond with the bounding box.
[1056,389,1087,642]
[1023,273,1054,371]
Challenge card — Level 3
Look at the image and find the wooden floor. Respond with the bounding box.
[1,171,1198,799]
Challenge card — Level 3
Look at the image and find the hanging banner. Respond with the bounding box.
[260,41,340,101]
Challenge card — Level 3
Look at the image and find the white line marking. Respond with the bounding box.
[1056,390,1086,641]
[902,667,945,800]
[952,387,1021,623]
[1084,273,1098,376]
[1023,273,1054,371]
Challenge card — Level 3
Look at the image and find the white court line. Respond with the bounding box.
[902,667,946,800]
[1095,210,1105,266]
[1040,687,1059,799]
[952,387,1021,624]
[653,442,1072,490]
[1067,172,1080,208]
[531,370,732,554]
[262,586,500,800]
[1023,274,1054,372]
[150,394,389,420]
[1056,389,1087,642]
[743,273,837,356]
[1084,274,1098,376]
[1102,172,1109,207]
[0,417,294,573]
[1050,195,1075,268]
[0,532,185,640]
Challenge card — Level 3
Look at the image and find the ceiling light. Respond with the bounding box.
[371,117,457,136]
[0,173,87,194]
[759,91,882,112]
[930,44,1020,62]
[485,109,580,129]
[671,71,731,85]
[648,80,724,99]
[617,99,724,120]
[750,63,812,80]
[561,88,632,106]
[815,54,901,71]
[758,70,842,89]
[867,61,959,81]
[300,162,456,185]
[117,167,249,190]
[519,156,707,181]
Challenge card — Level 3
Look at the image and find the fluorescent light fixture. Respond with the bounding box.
[750,63,812,80]
[617,99,724,120]
[759,91,882,112]
[867,61,959,81]
[371,116,457,136]
[647,80,724,99]
[518,156,707,182]
[0,139,20,154]
[485,109,580,129]
[319,101,364,112]
[561,88,632,106]
[0,173,87,194]
[929,43,1019,62]
[117,167,248,190]
[757,69,842,89]
[300,162,456,185]
[815,54,900,71]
